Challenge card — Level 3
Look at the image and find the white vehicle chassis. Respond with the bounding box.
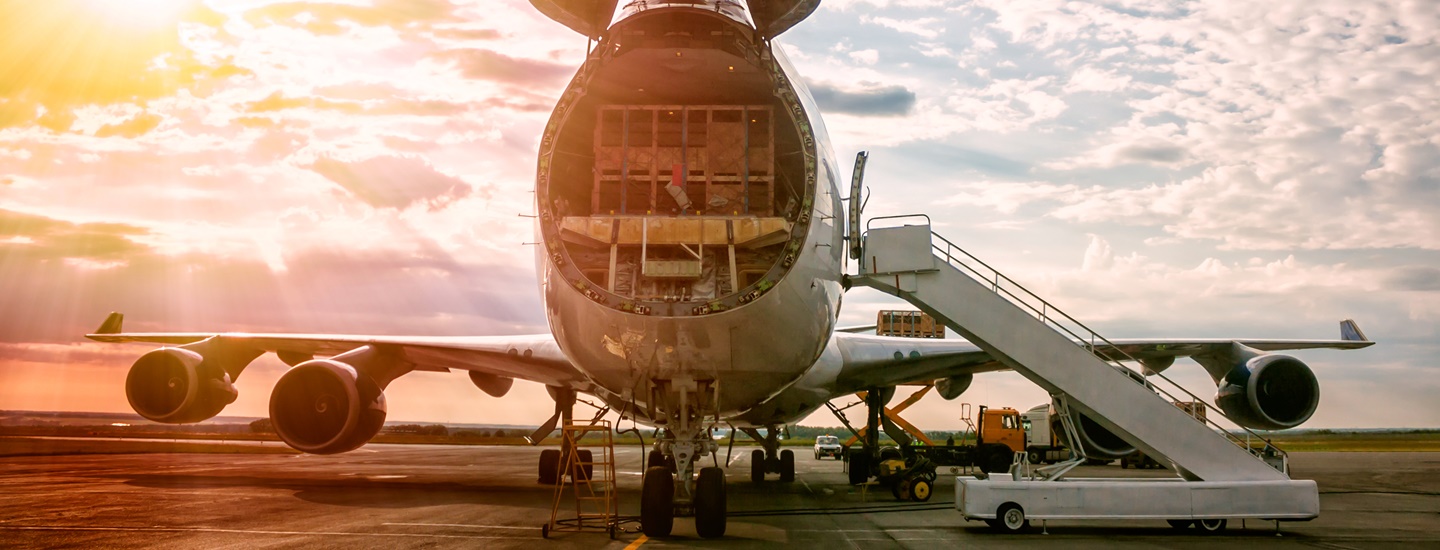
[957,477,1319,522]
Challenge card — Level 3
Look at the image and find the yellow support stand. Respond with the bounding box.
[542,420,619,539]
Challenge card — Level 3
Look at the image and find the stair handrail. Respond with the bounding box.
[911,228,1288,470]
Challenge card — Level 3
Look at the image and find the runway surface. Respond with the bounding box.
[1,439,1437,549]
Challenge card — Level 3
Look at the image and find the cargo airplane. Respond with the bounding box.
[88,0,1373,539]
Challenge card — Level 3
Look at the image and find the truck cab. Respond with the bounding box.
[977,406,1025,454]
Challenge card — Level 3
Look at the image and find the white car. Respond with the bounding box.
[814,435,843,460]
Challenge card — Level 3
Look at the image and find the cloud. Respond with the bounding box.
[1385,267,1440,292]
[308,155,475,210]
[0,209,151,263]
[242,0,461,35]
[433,48,573,86]
[94,113,164,138]
[808,81,916,116]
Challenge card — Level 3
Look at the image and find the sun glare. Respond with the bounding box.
[77,0,192,31]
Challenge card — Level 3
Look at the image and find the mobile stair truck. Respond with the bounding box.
[850,213,1323,534]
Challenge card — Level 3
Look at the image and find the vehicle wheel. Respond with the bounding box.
[892,478,911,500]
[541,523,549,538]
[750,449,765,482]
[1167,519,1194,529]
[779,449,795,482]
[1121,460,1130,469]
[984,448,1011,474]
[847,450,870,485]
[608,524,617,539]
[640,466,674,537]
[575,449,593,481]
[1027,451,1041,464]
[910,479,932,502]
[647,449,663,470]
[996,503,1030,533]
[1196,518,1227,534]
[538,449,560,485]
[695,466,727,539]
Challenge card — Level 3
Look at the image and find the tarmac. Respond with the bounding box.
[1,439,1437,549]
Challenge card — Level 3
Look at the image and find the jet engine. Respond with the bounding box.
[935,374,973,400]
[1049,404,1135,461]
[125,347,238,424]
[1213,353,1319,430]
[269,347,401,455]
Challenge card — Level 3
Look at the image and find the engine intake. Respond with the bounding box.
[1050,403,1135,460]
[1215,353,1319,430]
[125,347,238,424]
[269,359,387,455]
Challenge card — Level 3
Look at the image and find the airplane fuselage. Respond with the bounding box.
[534,4,845,427]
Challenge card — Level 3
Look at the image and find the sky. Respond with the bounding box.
[0,0,1436,431]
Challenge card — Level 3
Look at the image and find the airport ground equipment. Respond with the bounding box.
[844,403,1024,501]
[853,216,1319,528]
[544,421,619,539]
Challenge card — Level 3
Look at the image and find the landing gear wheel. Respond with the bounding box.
[575,449,593,481]
[647,449,663,470]
[695,466,727,538]
[910,479,932,502]
[779,449,795,483]
[996,503,1030,533]
[1196,518,1227,534]
[892,478,912,501]
[640,466,674,537]
[538,449,560,485]
[750,449,765,482]
[847,449,870,485]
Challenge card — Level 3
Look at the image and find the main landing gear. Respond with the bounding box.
[740,426,796,483]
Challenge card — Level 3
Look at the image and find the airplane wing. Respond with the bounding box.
[829,320,1374,396]
[85,313,586,388]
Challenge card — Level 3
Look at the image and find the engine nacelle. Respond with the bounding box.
[1049,403,1135,460]
[269,359,387,455]
[935,374,973,400]
[125,347,238,424]
[468,371,514,398]
[1214,353,1319,430]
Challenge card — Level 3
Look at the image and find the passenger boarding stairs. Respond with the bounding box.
[854,217,1291,483]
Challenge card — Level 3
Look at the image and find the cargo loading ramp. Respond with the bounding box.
[849,216,1318,523]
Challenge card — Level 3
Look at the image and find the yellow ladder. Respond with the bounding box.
[543,420,618,539]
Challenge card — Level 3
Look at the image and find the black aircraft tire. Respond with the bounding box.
[779,450,795,483]
[647,450,663,470]
[640,466,674,537]
[695,467,727,538]
[538,449,560,485]
[575,449,593,481]
[847,450,870,485]
[750,449,765,482]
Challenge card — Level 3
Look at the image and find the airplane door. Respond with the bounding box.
[847,151,868,260]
